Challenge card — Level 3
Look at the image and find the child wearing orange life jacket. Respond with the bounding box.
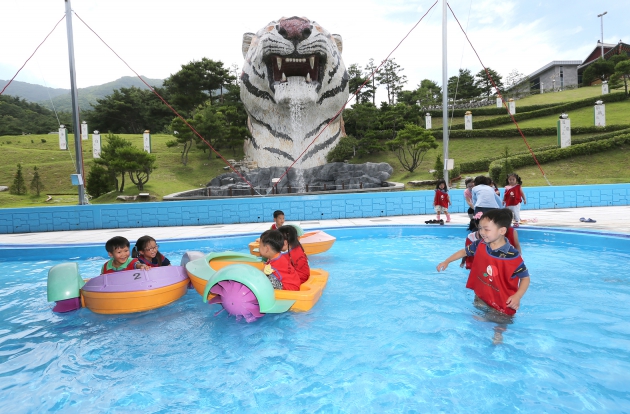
[258,230,300,291]
[433,179,451,223]
[278,225,310,285]
[503,173,527,224]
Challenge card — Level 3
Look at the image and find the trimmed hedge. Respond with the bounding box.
[459,127,630,174]
[443,92,628,130]
[426,102,563,118]
[488,133,630,182]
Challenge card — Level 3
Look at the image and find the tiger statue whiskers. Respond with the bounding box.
[240,17,349,169]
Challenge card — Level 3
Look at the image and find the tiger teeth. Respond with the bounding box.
[277,57,282,70]
[281,73,286,82]
[309,57,315,69]
[306,72,311,83]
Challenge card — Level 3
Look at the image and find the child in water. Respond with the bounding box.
[433,179,451,223]
[437,209,530,343]
[101,236,150,274]
[258,230,300,291]
[503,173,527,225]
[278,225,310,285]
[270,210,285,230]
[133,235,171,267]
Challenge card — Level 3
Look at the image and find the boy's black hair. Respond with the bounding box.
[464,177,474,185]
[273,210,285,219]
[277,225,301,249]
[260,229,284,253]
[505,173,523,186]
[480,208,513,230]
[435,179,448,191]
[105,236,130,253]
[473,175,487,186]
[132,235,156,258]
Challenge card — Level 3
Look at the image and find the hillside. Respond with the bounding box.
[0,76,163,113]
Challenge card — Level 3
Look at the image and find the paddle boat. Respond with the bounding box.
[47,254,200,314]
[249,228,336,256]
[185,251,329,322]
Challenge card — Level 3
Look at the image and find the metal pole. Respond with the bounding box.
[65,0,87,205]
[598,11,607,59]
[442,0,449,184]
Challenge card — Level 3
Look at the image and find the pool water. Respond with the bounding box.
[1,227,629,412]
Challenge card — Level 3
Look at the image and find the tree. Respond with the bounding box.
[10,163,26,195]
[386,124,438,173]
[342,102,385,157]
[612,60,630,95]
[347,64,373,104]
[433,154,444,179]
[326,136,359,162]
[582,58,615,86]
[84,86,173,134]
[123,148,157,191]
[93,133,133,192]
[497,147,514,186]
[376,58,407,105]
[86,163,115,198]
[474,68,504,99]
[29,166,44,196]
[397,79,442,108]
[448,69,479,100]
[170,117,196,166]
[163,58,234,116]
[364,58,378,106]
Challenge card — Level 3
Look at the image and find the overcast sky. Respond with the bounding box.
[1,0,627,98]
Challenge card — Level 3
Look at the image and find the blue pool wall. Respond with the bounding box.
[1,183,629,234]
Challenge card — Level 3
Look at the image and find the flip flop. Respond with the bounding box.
[579,217,586,222]
[585,218,596,223]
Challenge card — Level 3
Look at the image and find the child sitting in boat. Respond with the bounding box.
[270,210,285,230]
[437,209,530,316]
[258,230,300,291]
[102,236,150,274]
[132,235,171,267]
[278,225,310,285]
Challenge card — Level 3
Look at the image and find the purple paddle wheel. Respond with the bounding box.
[208,280,263,323]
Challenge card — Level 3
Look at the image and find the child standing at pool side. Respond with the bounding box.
[437,208,530,316]
[278,225,310,285]
[433,179,451,223]
[259,230,300,291]
[102,236,150,274]
[503,173,527,224]
[133,235,171,267]
[270,210,285,230]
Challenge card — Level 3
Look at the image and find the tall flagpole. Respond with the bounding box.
[65,0,87,205]
[442,0,449,185]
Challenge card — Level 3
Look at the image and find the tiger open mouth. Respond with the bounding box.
[267,54,324,89]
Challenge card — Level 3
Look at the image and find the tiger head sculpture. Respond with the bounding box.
[240,17,349,168]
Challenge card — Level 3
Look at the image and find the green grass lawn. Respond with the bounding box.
[509,85,623,106]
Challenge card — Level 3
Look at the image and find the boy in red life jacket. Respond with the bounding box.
[259,230,300,291]
[101,236,150,274]
[461,219,521,270]
[278,225,310,285]
[437,208,530,315]
[270,210,285,230]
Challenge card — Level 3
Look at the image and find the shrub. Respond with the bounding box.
[432,154,443,179]
[41,138,47,143]
[165,140,179,148]
[86,163,115,198]
[9,163,27,195]
[327,136,359,163]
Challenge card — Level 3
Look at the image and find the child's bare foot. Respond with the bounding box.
[492,331,504,345]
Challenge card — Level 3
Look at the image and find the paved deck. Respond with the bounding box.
[0,206,628,247]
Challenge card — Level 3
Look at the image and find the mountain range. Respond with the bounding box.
[0,76,163,113]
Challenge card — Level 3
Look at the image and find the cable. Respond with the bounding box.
[447,2,551,185]
[0,15,66,97]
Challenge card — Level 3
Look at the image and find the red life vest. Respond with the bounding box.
[289,245,310,284]
[466,241,522,315]
[268,253,300,291]
[465,227,517,270]
[503,185,522,206]
[433,189,449,208]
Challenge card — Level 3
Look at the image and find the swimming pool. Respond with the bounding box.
[1,226,629,412]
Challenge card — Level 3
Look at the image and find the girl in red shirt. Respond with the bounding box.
[503,173,527,224]
[433,179,451,223]
[278,225,310,285]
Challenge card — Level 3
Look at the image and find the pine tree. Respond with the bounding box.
[497,147,514,186]
[30,166,44,196]
[433,154,444,180]
[10,163,27,195]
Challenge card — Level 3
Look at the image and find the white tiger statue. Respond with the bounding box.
[240,17,349,169]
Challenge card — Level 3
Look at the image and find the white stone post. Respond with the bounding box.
[508,98,516,115]
[496,97,502,108]
[425,113,432,129]
[143,130,151,153]
[58,125,67,150]
[93,130,101,158]
[557,114,571,148]
[540,81,544,94]
[594,100,606,127]
[602,81,609,95]
[81,120,88,141]
[464,111,473,130]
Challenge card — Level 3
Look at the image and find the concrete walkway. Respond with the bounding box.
[0,206,628,247]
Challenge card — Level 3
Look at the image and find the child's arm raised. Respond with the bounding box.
[506,276,529,310]
[437,248,467,272]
